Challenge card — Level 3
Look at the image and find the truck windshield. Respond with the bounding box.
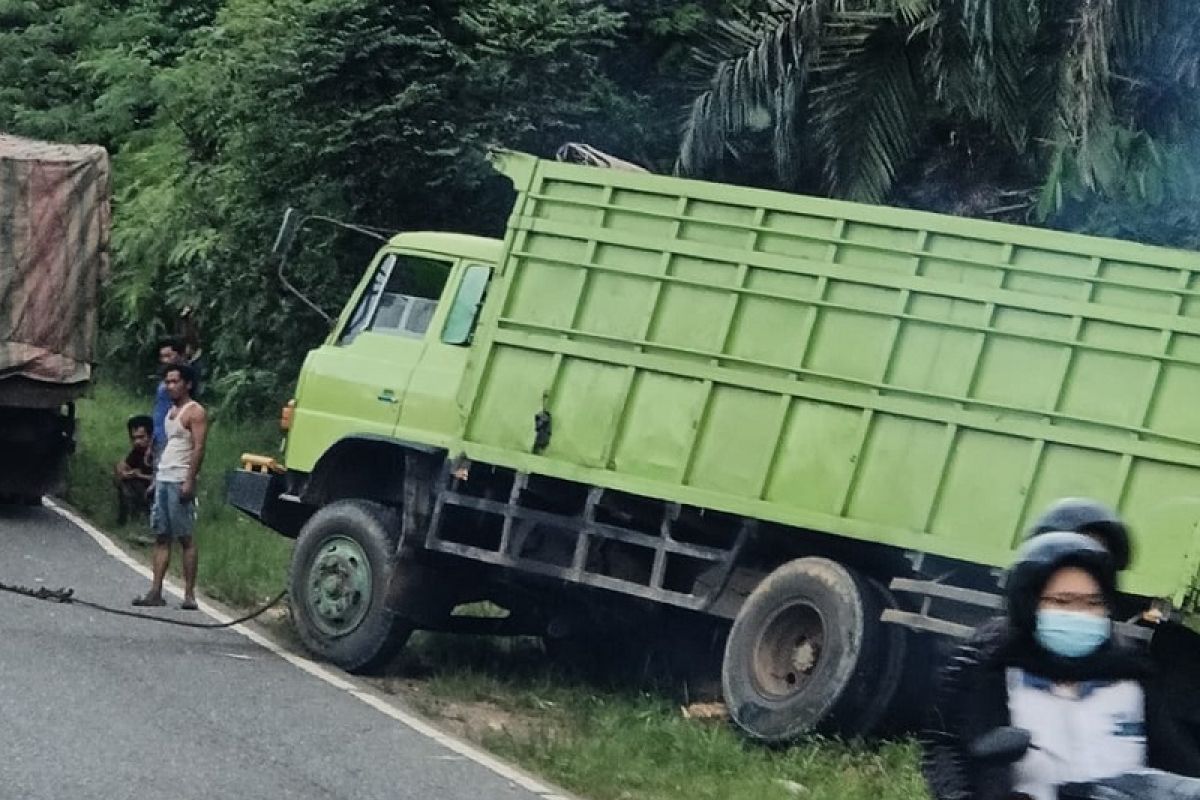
[339,253,450,345]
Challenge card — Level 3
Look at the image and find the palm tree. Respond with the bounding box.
[677,0,1200,219]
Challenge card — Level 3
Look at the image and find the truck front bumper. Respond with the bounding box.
[225,456,311,538]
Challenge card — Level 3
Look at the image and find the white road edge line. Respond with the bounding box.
[44,497,575,800]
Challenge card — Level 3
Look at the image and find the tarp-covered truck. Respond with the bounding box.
[229,151,1200,742]
[0,136,110,502]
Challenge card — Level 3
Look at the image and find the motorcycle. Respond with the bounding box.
[971,726,1200,800]
[1059,772,1200,800]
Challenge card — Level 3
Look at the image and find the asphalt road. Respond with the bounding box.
[0,504,557,800]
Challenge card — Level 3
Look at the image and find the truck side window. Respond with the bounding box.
[338,254,450,345]
[340,255,396,345]
[442,264,491,345]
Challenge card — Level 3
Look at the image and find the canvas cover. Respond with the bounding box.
[0,134,110,393]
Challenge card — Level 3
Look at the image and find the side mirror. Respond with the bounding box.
[269,207,332,323]
[968,726,1032,765]
[272,207,302,257]
[267,207,392,324]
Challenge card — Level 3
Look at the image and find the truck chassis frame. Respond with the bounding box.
[420,462,754,614]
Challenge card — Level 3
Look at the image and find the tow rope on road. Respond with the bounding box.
[0,578,287,629]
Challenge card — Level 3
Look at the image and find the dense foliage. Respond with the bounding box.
[680,0,1200,231]
[2,0,1198,412]
[0,0,756,410]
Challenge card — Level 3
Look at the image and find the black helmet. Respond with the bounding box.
[1006,531,1117,637]
[1027,497,1132,571]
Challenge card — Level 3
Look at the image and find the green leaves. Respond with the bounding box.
[678,2,927,201]
[455,0,633,159]
[679,0,1200,227]
[3,0,681,413]
[810,15,923,201]
[678,2,816,181]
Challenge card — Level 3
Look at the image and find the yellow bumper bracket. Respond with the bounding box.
[241,453,285,475]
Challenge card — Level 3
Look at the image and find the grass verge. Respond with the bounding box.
[64,380,291,606]
[64,380,927,800]
[382,635,928,800]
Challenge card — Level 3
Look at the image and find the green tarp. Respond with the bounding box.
[0,135,110,394]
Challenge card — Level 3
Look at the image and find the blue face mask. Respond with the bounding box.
[1035,609,1111,658]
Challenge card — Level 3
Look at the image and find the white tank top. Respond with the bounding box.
[156,401,196,483]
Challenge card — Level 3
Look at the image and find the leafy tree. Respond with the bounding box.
[0,1,106,140]
[0,0,218,145]
[98,0,661,411]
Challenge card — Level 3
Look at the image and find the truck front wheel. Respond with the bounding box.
[289,500,413,673]
[721,557,901,742]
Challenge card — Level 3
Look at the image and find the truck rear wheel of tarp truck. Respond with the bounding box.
[0,135,110,504]
[228,151,1200,743]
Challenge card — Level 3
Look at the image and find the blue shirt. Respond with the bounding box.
[152,381,171,451]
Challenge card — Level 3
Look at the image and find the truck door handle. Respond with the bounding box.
[377,390,398,404]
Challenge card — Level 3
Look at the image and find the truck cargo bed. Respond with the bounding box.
[456,152,1200,605]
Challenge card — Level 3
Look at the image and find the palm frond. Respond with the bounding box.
[771,66,804,187]
[893,0,936,28]
[926,0,1043,149]
[676,0,834,179]
[678,0,930,196]
[1110,0,1200,135]
[810,16,924,201]
[1055,0,1118,180]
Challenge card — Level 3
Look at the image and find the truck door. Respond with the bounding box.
[396,261,492,443]
[286,251,452,470]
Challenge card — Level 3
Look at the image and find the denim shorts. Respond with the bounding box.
[151,481,196,539]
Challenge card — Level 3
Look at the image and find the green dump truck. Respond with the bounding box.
[229,150,1200,742]
[0,135,110,503]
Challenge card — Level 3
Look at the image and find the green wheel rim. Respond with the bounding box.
[305,535,373,637]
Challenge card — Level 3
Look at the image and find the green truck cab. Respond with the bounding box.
[230,151,1200,742]
[286,232,500,469]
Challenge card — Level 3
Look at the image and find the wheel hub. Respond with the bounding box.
[306,536,372,637]
[753,603,825,699]
[791,640,818,674]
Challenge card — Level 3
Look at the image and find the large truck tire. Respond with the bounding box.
[289,499,414,673]
[847,577,908,736]
[876,630,939,735]
[721,557,901,743]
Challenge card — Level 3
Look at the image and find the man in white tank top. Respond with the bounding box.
[132,362,208,610]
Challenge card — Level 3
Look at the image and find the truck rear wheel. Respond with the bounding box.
[845,577,907,735]
[721,558,901,743]
[289,500,413,673]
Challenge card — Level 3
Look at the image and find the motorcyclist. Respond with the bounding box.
[1025,498,1132,570]
[922,531,1200,800]
[1025,499,1200,743]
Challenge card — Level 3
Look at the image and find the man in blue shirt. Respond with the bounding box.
[152,339,187,462]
